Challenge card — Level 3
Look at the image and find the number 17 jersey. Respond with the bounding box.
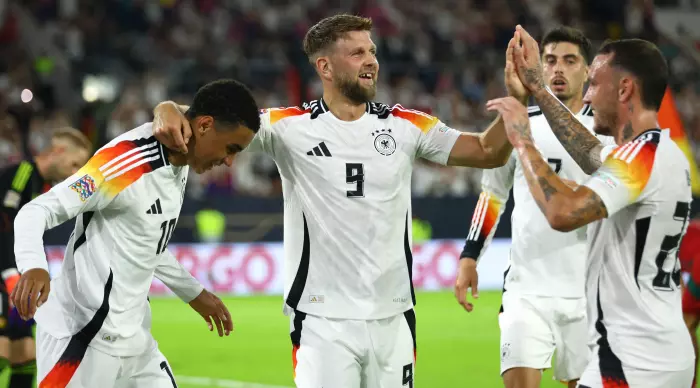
[249,99,460,319]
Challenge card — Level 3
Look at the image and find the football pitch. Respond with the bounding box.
[149,291,562,388]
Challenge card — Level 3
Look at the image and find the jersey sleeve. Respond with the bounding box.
[583,141,657,217]
[245,109,274,155]
[14,139,159,272]
[245,107,309,156]
[391,105,460,165]
[155,249,204,303]
[460,152,516,262]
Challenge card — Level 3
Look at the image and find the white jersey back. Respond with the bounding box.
[250,99,460,319]
[583,129,694,371]
[15,124,202,357]
[464,105,614,297]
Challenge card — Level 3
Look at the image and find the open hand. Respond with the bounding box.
[153,102,192,153]
[189,289,233,337]
[10,268,50,321]
[486,97,532,148]
[512,25,546,93]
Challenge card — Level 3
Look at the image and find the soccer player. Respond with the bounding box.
[10,79,256,387]
[680,218,700,386]
[0,128,92,388]
[456,26,615,388]
[488,25,694,387]
[151,14,524,388]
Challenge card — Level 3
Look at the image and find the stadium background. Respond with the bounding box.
[1,0,700,386]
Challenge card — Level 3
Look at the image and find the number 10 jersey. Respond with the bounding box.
[251,99,461,320]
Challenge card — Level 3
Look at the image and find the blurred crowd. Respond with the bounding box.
[0,0,698,199]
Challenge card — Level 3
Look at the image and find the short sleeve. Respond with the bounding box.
[246,106,309,157]
[53,138,164,215]
[583,141,657,217]
[391,106,460,165]
[245,109,274,155]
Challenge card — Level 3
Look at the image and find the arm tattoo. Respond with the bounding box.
[518,143,607,230]
[538,176,558,201]
[533,89,603,175]
[568,191,608,227]
[519,145,563,215]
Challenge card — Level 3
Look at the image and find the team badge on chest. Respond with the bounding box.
[371,129,396,156]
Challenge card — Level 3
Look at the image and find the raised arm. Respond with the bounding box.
[153,102,192,153]
[447,116,511,168]
[487,96,608,232]
[448,36,529,168]
[532,88,604,174]
[511,25,604,174]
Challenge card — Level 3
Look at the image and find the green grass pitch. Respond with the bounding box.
[150,291,563,387]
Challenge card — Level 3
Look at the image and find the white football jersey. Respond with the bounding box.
[463,104,615,297]
[14,123,203,357]
[249,99,460,319]
[583,129,694,371]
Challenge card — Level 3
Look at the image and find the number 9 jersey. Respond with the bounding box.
[582,128,694,373]
[251,99,461,320]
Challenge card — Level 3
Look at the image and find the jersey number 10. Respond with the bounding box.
[156,218,177,255]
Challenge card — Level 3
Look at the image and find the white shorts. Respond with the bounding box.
[36,327,177,388]
[578,345,693,388]
[499,291,589,382]
[290,309,416,388]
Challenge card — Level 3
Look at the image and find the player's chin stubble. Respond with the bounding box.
[337,75,376,104]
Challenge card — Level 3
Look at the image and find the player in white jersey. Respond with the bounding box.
[456,27,615,388]
[10,80,260,387]
[151,14,526,388]
[489,26,694,387]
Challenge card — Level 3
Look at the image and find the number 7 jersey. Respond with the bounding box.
[251,99,461,319]
[582,129,694,371]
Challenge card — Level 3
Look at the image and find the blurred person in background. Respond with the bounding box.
[0,127,91,388]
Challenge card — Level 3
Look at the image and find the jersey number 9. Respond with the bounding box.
[346,163,365,198]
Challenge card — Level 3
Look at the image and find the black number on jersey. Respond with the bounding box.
[651,201,690,291]
[402,363,413,387]
[547,158,563,174]
[156,218,177,255]
[346,163,365,198]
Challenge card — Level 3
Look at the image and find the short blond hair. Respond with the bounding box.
[51,127,93,154]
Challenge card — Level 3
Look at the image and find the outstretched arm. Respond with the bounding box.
[487,96,608,232]
[447,36,529,168]
[510,25,604,174]
[447,116,511,168]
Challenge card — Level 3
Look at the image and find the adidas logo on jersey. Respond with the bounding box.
[146,198,163,214]
[306,142,332,157]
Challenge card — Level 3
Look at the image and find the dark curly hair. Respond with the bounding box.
[186,79,261,133]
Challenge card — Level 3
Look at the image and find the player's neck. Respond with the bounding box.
[617,108,659,144]
[564,95,584,115]
[168,153,187,167]
[34,153,50,180]
[322,90,366,122]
